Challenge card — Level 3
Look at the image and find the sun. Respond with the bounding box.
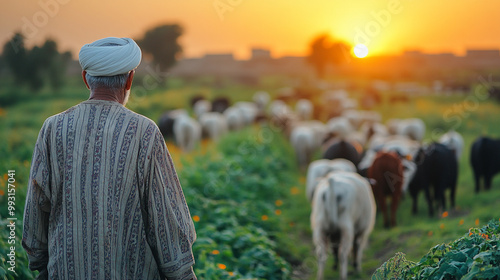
[353,44,369,58]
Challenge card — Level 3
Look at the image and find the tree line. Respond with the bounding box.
[1,24,349,93]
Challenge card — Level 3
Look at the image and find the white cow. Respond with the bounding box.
[439,130,464,161]
[199,112,228,142]
[290,125,317,169]
[253,91,270,112]
[234,101,258,126]
[387,118,426,142]
[173,115,201,152]
[311,171,376,280]
[326,117,353,140]
[224,106,245,131]
[306,159,357,202]
[193,100,212,119]
[296,99,314,121]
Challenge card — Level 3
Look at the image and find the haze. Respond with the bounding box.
[1,0,500,59]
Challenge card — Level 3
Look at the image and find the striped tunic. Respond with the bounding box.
[22,100,197,280]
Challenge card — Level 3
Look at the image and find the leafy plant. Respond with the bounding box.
[372,220,500,280]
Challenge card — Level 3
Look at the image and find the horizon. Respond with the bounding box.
[2,1,500,60]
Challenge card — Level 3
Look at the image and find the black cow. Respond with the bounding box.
[470,137,500,192]
[409,143,458,217]
[322,139,361,167]
[211,97,230,114]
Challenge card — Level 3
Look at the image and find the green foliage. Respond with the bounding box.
[372,220,500,280]
[0,220,38,280]
[180,128,294,279]
[1,33,71,96]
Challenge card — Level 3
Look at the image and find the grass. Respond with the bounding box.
[1,77,500,279]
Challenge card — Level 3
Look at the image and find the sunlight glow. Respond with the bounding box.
[353,44,369,58]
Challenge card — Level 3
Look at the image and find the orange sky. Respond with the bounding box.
[1,0,500,59]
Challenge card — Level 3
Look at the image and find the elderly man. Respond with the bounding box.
[22,37,197,280]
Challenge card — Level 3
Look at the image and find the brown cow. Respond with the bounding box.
[368,151,404,228]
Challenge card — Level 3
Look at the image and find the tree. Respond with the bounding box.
[137,24,183,72]
[2,32,28,84]
[307,34,351,78]
[1,33,71,91]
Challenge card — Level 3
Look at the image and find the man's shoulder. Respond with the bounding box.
[122,107,162,138]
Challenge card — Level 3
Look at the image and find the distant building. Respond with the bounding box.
[251,48,271,60]
[466,49,500,59]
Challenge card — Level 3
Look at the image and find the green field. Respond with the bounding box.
[1,77,500,279]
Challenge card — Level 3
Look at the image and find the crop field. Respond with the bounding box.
[1,77,500,279]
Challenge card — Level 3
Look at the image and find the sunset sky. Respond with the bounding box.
[1,0,500,60]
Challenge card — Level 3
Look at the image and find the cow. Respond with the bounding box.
[199,112,228,142]
[157,109,188,139]
[296,99,314,121]
[470,137,500,192]
[409,143,458,216]
[322,139,362,167]
[368,152,404,228]
[311,171,376,280]
[306,159,357,202]
[223,106,245,131]
[193,99,212,119]
[439,130,464,162]
[211,97,230,114]
[387,118,426,142]
[173,115,201,152]
[290,125,317,170]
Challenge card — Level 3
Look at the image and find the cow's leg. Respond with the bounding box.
[354,231,369,273]
[474,172,481,193]
[411,192,418,215]
[313,229,328,280]
[450,183,456,209]
[424,186,434,217]
[378,192,389,228]
[485,174,492,190]
[338,226,354,280]
[391,189,401,227]
[332,241,339,270]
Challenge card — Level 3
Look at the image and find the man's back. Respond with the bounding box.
[23,99,196,280]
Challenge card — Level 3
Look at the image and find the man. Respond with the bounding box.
[22,37,197,280]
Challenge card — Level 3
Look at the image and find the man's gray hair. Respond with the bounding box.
[85,72,129,93]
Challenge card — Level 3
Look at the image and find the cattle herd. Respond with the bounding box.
[157,89,500,280]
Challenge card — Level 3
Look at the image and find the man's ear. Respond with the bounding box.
[82,70,90,90]
[125,70,135,90]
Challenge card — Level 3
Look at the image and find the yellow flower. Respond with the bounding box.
[290,187,299,195]
[459,219,464,225]
[275,209,282,215]
[228,272,234,276]
[261,215,268,221]
[475,219,479,226]
[275,200,283,207]
[442,211,448,218]
[428,231,433,236]
[211,250,219,255]
[193,215,200,222]
[217,263,226,270]
[440,223,445,230]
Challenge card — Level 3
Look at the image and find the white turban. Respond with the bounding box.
[79,37,142,76]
